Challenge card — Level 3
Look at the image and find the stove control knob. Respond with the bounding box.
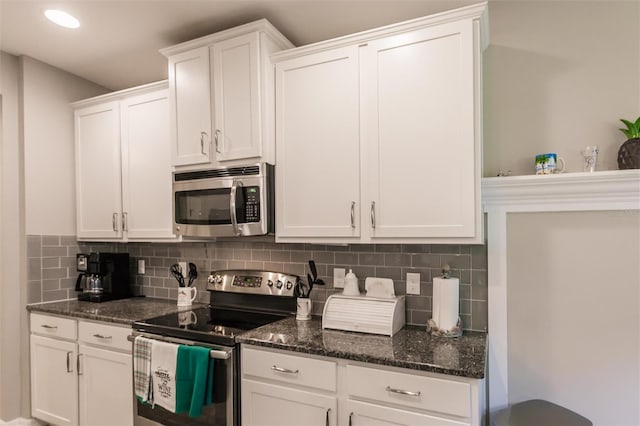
[276,280,283,289]
[267,280,274,287]
[208,274,223,285]
[286,281,293,290]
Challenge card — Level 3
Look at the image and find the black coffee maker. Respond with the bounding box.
[75,252,131,302]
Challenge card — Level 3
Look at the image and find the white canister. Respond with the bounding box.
[343,269,360,296]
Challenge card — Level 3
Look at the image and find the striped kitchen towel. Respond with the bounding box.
[133,335,153,404]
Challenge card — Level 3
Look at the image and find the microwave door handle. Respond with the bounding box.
[229,180,242,236]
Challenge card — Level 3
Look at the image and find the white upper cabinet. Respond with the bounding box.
[74,81,176,242]
[211,32,261,161]
[168,47,213,166]
[364,19,477,240]
[161,20,294,169]
[275,46,361,239]
[274,3,487,244]
[75,101,123,240]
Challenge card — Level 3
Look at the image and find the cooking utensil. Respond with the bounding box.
[307,273,314,297]
[294,281,309,298]
[170,263,185,287]
[187,262,198,287]
[309,260,318,282]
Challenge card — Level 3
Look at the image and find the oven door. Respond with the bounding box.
[130,332,236,426]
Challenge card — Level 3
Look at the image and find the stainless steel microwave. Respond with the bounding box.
[172,163,274,238]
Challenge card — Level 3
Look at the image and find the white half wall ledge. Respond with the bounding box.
[481,169,640,413]
[0,418,45,426]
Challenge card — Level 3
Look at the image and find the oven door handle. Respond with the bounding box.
[128,334,233,360]
[230,179,242,236]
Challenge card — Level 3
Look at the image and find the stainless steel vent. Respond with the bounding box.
[174,165,261,182]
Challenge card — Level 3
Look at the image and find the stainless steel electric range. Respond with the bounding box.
[131,270,299,426]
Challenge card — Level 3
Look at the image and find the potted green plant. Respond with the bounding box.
[618,116,640,169]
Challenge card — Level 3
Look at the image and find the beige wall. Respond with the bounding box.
[22,56,108,236]
[0,50,25,421]
[507,211,640,426]
[484,1,640,176]
[0,52,108,422]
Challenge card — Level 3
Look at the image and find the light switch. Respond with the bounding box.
[137,259,145,275]
[333,268,346,288]
[406,272,420,295]
[178,261,187,278]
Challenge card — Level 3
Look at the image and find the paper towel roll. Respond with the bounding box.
[432,277,459,331]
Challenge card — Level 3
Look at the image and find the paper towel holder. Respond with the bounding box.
[427,264,462,338]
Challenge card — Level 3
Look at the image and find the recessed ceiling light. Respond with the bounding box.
[44,9,80,29]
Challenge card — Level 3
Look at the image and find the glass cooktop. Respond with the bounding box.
[132,306,288,346]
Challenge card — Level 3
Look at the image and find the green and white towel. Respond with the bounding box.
[133,336,153,403]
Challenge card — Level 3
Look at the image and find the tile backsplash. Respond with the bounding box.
[26,235,488,331]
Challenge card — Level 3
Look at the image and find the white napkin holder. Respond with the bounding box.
[322,294,405,336]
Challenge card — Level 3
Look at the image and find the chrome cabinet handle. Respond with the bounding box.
[385,385,421,397]
[350,201,355,228]
[200,131,210,155]
[112,213,118,232]
[349,412,354,426]
[66,351,73,373]
[77,354,83,375]
[230,180,242,236]
[93,333,112,340]
[122,212,128,232]
[326,408,331,426]
[214,129,222,153]
[370,201,376,229]
[270,365,299,374]
[41,324,58,330]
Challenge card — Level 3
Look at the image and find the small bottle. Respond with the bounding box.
[343,269,359,296]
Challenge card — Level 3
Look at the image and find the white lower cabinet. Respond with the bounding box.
[242,380,337,426]
[31,335,79,426]
[78,345,133,426]
[241,346,484,426]
[29,313,133,426]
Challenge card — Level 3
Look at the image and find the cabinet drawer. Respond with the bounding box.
[78,321,131,353]
[346,364,471,418]
[243,346,337,392]
[30,313,77,340]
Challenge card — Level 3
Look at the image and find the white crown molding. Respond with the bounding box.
[159,19,294,57]
[271,2,488,62]
[71,80,168,108]
[482,169,640,212]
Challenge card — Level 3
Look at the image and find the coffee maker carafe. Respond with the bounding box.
[75,252,131,302]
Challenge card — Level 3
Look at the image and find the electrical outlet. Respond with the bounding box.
[406,272,420,295]
[137,259,145,274]
[178,261,187,278]
[333,268,346,288]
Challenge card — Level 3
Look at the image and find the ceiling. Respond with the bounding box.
[0,0,478,91]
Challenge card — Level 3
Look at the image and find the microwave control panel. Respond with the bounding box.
[244,186,260,222]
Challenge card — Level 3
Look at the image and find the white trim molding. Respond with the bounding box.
[481,169,640,413]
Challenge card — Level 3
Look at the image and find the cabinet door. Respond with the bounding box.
[168,47,213,166]
[212,32,262,161]
[120,89,175,239]
[75,101,123,239]
[275,46,361,239]
[78,345,133,426]
[30,335,78,426]
[363,19,478,240]
[242,379,337,426]
[341,400,469,426]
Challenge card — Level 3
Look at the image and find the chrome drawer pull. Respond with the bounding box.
[93,333,112,340]
[41,324,58,329]
[271,365,299,374]
[385,386,421,397]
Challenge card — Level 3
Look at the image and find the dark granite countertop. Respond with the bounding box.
[27,297,207,326]
[236,316,487,379]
